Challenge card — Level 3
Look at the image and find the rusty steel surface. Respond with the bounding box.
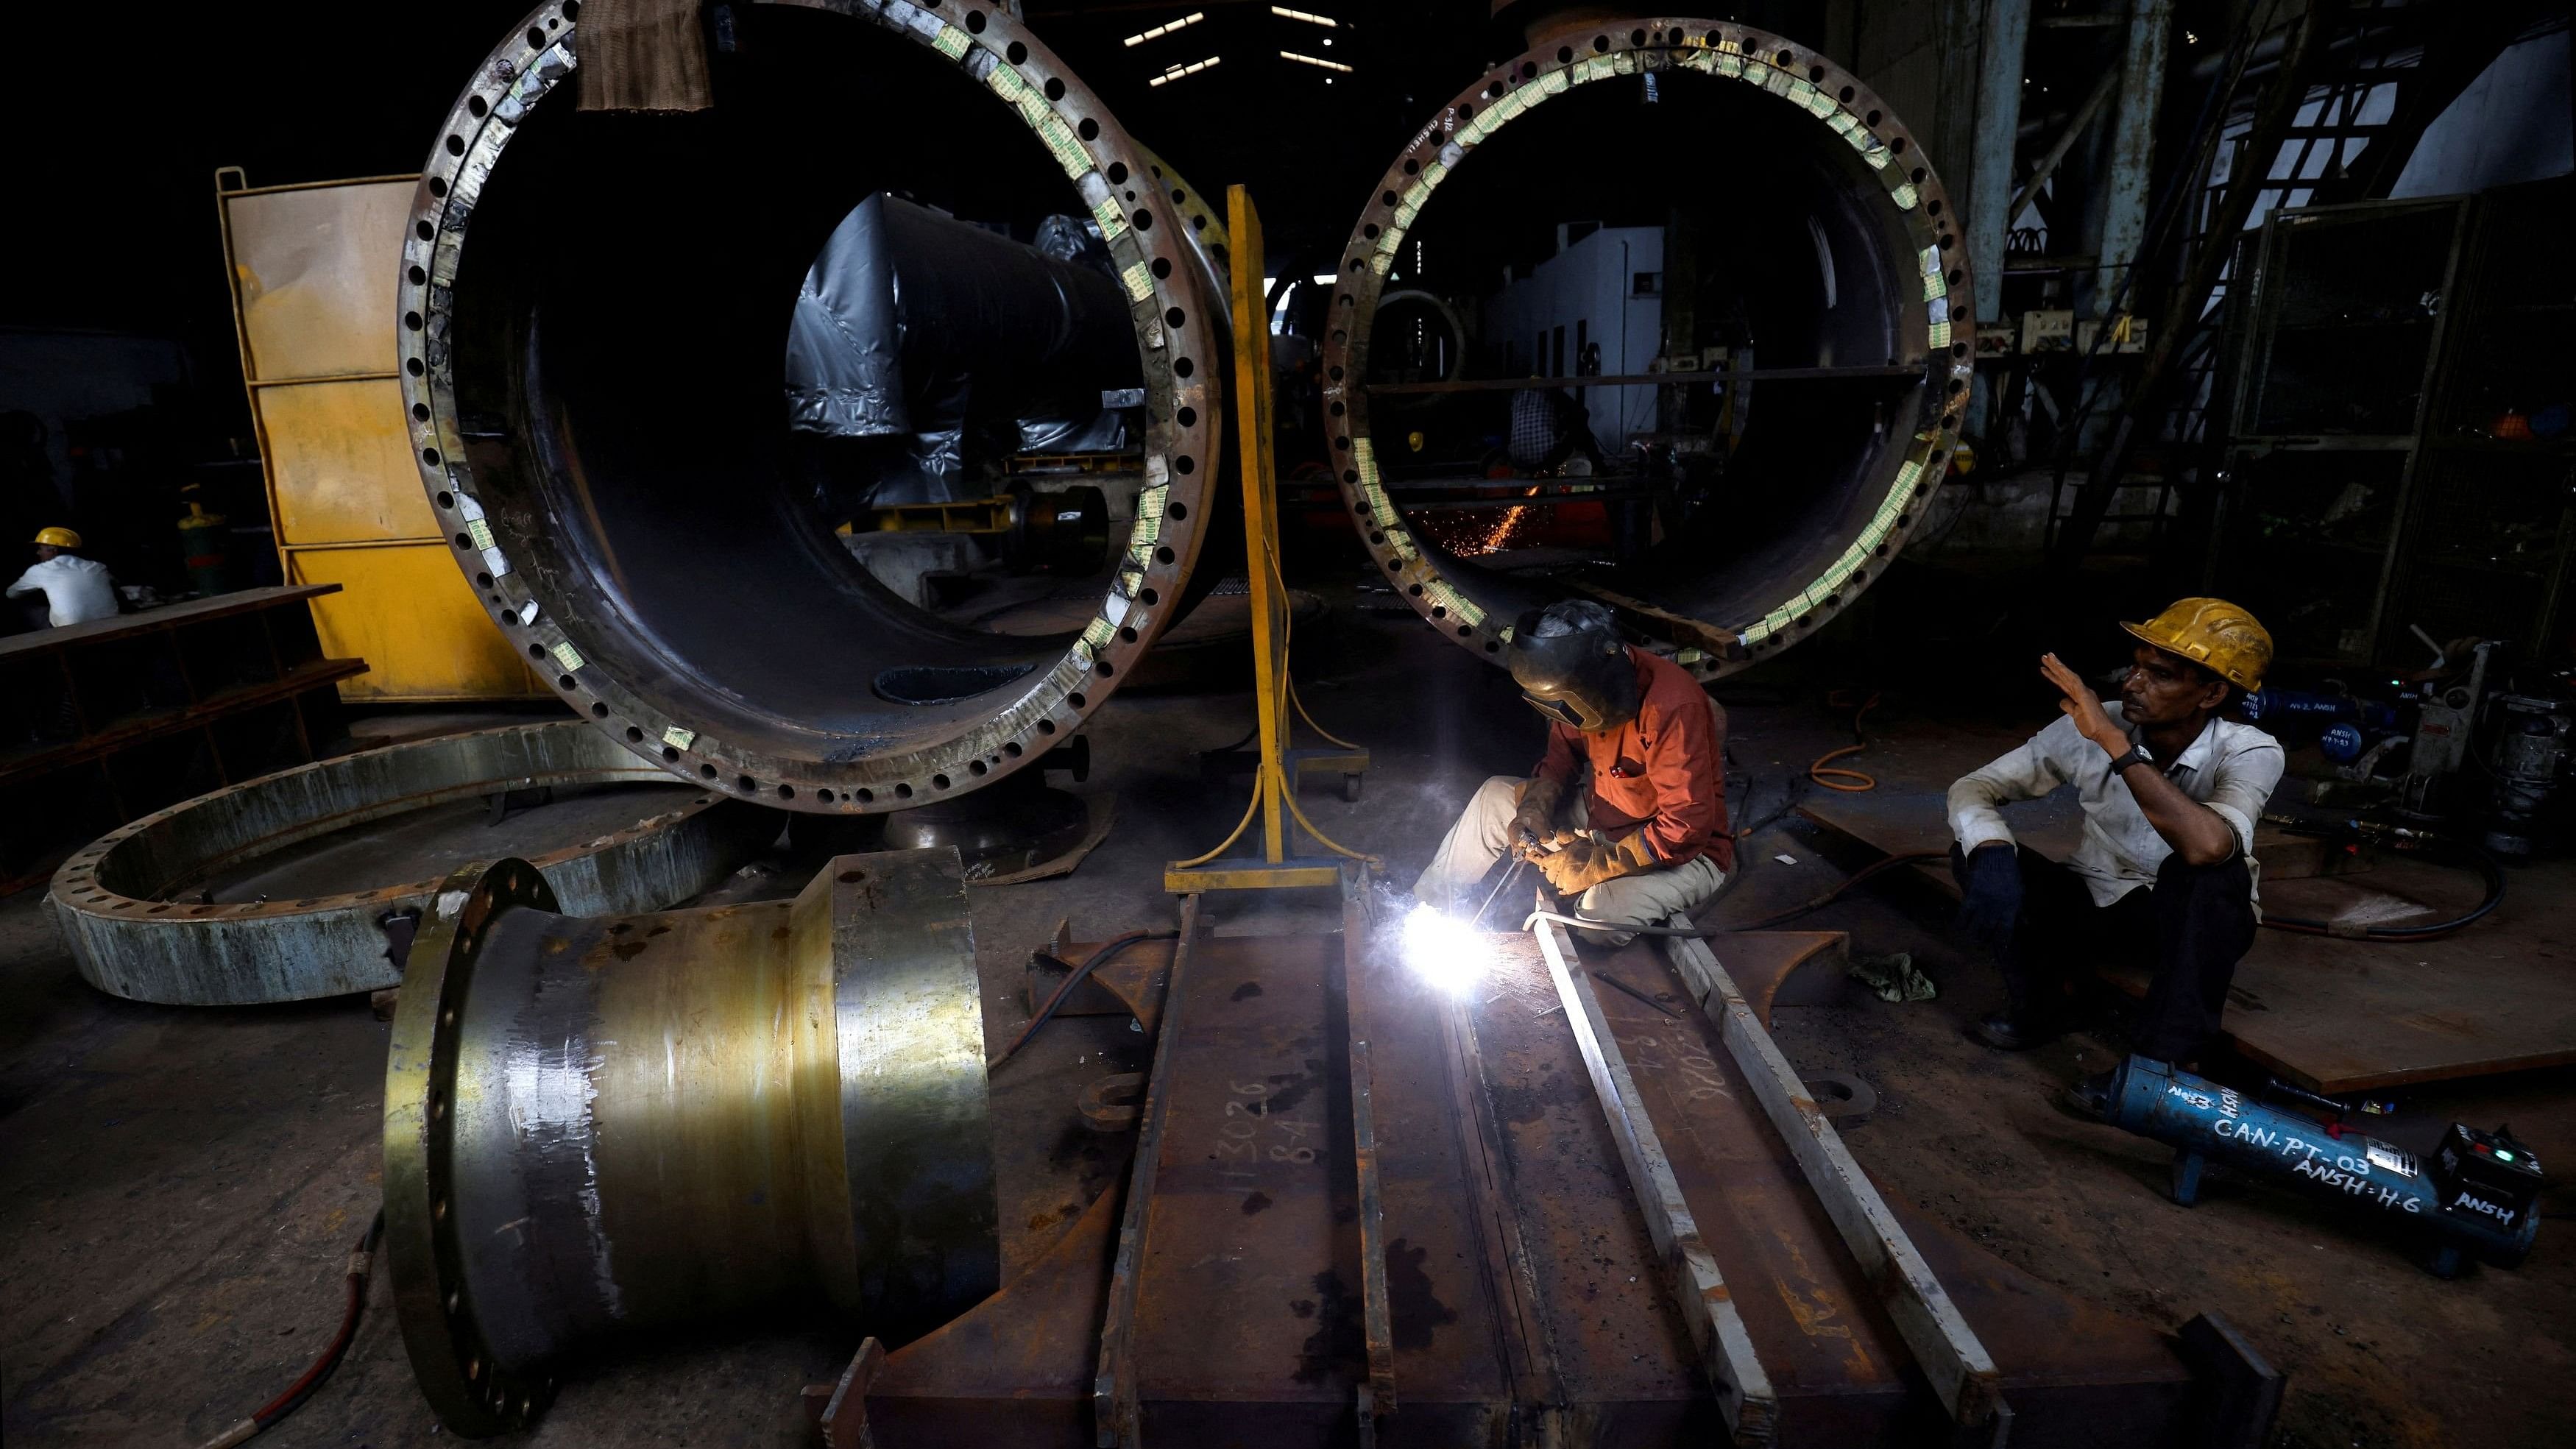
[1320,18,1974,678]
[1529,914,1779,1441]
[48,720,774,1005]
[397,1,1226,810]
[383,845,994,1436]
[1660,928,2003,1429]
[1342,882,1398,1420]
[853,915,2205,1446]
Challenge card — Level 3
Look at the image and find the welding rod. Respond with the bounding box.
[1470,856,1529,929]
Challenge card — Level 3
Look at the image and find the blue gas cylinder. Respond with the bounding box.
[2321,722,2367,762]
[2103,1056,2540,1277]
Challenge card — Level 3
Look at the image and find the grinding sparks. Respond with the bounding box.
[1401,902,1494,996]
[1478,489,1543,554]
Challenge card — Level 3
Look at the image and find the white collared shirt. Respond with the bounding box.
[7,554,120,627]
[1947,703,2285,907]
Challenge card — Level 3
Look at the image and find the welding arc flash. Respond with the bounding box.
[1402,902,1493,996]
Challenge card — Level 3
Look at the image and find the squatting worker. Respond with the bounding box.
[7,528,119,628]
[1947,598,2283,1110]
[1414,600,1733,943]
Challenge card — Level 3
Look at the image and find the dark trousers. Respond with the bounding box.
[1950,843,2257,1063]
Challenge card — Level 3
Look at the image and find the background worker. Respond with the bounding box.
[1414,600,1733,942]
[8,526,120,628]
[1947,598,2284,1111]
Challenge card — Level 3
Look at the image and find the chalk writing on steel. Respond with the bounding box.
[1616,1032,1734,1103]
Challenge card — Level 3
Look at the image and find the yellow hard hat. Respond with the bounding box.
[2122,597,2271,692]
[34,526,80,549]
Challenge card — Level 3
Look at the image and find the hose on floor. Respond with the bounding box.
[1808,689,1882,793]
[194,1209,385,1449]
[2256,832,2506,942]
[1735,849,1955,931]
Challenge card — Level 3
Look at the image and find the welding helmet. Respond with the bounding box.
[1507,603,1639,732]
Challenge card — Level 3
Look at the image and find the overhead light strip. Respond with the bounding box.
[1123,12,1206,48]
[1271,6,1345,27]
[1148,54,1223,87]
[1279,49,1354,74]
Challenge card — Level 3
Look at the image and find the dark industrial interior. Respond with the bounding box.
[4,3,2572,1447]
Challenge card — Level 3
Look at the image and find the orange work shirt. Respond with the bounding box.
[1532,647,1733,874]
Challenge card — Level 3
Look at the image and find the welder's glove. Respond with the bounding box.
[1537,830,1658,896]
[1510,776,1565,854]
[1953,842,2023,949]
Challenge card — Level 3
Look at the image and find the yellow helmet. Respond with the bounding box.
[34,526,80,549]
[2122,597,2271,692]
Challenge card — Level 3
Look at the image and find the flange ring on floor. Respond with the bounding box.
[47,720,776,1006]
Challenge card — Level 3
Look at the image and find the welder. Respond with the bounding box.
[7,527,120,628]
[1947,598,2283,1113]
[1415,599,1732,943]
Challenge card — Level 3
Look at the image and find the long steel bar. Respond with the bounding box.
[1438,974,1567,1419]
[1341,873,1397,1428]
[1530,915,1778,1444]
[1093,892,1203,1447]
[1661,931,2006,1428]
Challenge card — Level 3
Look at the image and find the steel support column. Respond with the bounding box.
[2092,0,2173,317]
[1965,0,2034,433]
[1967,0,2033,327]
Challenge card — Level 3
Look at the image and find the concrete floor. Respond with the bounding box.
[2,578,2570,1447]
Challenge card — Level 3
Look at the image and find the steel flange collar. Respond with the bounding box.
[1320,17,1975,677]
[383,845,995,1435]
[399,1,1225,812]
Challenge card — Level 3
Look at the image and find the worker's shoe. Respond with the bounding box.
[2059,1069,2115,1122]
[1967,1011,2057,1052]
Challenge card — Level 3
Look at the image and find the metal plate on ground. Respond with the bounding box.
[857,918,2201,1445]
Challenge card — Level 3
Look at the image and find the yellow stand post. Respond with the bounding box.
[1165,186,1376,895]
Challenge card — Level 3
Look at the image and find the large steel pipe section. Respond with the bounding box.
[49,721,772,1005]
[384,846,995,1435]
[1323,18,1973,676]
[400,1,1224,811]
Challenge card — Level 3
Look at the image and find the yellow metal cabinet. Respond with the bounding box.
[217,169,545,701]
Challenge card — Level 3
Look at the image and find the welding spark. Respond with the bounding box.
[1401,902,1494,996]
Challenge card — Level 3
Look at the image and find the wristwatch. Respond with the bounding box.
[2106,743,2155,775]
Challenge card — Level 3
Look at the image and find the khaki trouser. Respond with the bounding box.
[1412,775,1725,944]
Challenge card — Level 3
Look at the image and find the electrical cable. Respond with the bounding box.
[1733,849,1956,932]
[194,1210,386,1449]
[1808,690,1882,793]
[2255,835,2505,941]
[992,930,1178,1067]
